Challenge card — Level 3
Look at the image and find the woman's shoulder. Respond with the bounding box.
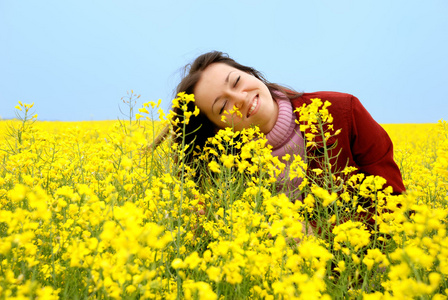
[296,91,355,102]
[291,91,359,112]
[291,91,365,135]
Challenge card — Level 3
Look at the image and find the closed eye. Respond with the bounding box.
[233,76,240,88]
[219,100,227,114]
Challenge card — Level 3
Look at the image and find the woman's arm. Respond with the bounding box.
[349,96,406,194]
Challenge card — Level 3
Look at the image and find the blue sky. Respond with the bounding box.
[1,0,447,123]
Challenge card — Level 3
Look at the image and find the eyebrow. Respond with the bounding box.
[212,71,234,113]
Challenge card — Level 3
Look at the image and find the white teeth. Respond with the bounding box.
[248,96,258,117]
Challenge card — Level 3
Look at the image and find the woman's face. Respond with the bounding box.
[193,63,278,134]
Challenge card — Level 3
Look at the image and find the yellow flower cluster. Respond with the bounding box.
[0,97,447,299]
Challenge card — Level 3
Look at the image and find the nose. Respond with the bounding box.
[233,92,246,109]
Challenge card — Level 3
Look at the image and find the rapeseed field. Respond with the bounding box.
[1,94,447,299]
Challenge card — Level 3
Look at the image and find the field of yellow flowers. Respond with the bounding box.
[1,94,447,299]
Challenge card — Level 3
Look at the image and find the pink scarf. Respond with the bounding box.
[265,91,305,200]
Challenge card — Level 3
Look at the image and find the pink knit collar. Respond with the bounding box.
[265,91,304,200]
[266,91,297,150]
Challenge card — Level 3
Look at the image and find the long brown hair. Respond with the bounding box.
[171,51,302,163]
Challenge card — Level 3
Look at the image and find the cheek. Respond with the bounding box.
[217,113,244,131]
[211,115,227,130]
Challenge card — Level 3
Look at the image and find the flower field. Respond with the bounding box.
[1,95,447,299]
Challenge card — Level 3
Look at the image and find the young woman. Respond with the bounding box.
[167,51,405,197]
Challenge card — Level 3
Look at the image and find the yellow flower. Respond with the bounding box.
[311,168,323,175]
[171,258,186,269]
[362,248,389,270]
[220,154,235,168]
[282,153,291,161]
[184,252,201,269]
[303,194,315,208]
[334,260,346,273]
[333,221,371,251]
[311,185,337,207]
[121,156,133,170]
[208,161,221,173]
[351,254,360,265]
[8,184,28,202]
[206,266,222,282]
[138,107,149,114]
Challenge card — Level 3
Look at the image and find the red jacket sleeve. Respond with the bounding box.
[292,92,405,194]
[349,96,406,194]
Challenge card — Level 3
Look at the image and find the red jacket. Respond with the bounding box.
[291,91,405,194]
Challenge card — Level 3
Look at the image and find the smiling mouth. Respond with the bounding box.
[247,95,259,118]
